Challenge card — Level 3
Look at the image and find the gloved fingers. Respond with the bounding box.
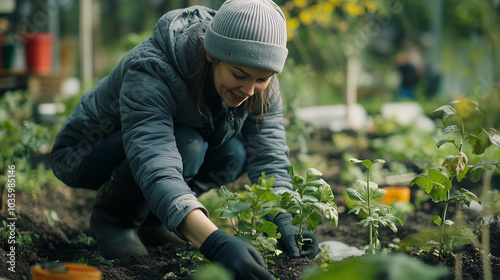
[300,243,320,259]
[281,232,300,257]
[247,244,267,267]
[300,230,320,259]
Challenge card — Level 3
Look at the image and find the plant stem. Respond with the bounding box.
[440,190,450,247]
[366,167,374,248]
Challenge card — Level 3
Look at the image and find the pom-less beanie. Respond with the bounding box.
[204,0,288,73]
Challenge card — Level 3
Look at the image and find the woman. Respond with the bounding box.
[50,0,319,279]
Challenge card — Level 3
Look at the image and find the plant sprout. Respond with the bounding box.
[346,158,403,254]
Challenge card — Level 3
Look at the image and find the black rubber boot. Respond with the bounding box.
[138,212,181,246]
[90,170,149,259]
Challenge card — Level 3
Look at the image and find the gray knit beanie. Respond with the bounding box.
[204,0,288,73]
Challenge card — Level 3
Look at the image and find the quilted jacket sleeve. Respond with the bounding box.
[119,59,207,240]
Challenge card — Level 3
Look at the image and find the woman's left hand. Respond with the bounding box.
[271,213,320,259]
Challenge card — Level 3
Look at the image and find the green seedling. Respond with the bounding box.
[346,158,403,255]
[218,172,284,259]
[411,99,499,254]
[1,220,40,250]
[280,166,338,254]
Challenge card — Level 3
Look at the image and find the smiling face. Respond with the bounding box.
[207,53,275,108]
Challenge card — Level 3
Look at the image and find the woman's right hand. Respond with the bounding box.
[199,229,276,280]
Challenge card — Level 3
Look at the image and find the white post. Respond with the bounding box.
[346,56,360,130]
[80,0,93,89]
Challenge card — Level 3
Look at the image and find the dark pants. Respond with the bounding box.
[58,126,246,192]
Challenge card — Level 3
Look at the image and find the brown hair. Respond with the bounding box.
[187,38,274,117]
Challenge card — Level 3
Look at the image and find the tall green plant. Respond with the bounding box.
[280,167,338,253]
[346,158,403,254]
[410,99,499,254]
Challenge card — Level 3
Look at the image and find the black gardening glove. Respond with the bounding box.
[200,229,276,280]
[271,213,320,259]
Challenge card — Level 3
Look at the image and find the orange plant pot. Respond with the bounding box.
[22,33,53,75]
[378,186,411,205]
[31,262,102,280]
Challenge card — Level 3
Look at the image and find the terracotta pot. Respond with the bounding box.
[378,186,411,205]
[31,262,101,280]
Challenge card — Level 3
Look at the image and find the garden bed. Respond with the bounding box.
[1,161,499,280]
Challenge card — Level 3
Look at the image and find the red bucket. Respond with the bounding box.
[22,33,53,75]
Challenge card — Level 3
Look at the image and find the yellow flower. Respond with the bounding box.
[299,9,314,26]
[312,4,333,27]
[293,0,308,9]
[343,2,365,16]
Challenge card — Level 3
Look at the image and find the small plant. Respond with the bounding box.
[1,220,40,250]
[410,99,499,254]
[77,256,89,265]
[76,232,97,246]
[346,158,403,254]
[280,166,338,254]
[218,172,284,259]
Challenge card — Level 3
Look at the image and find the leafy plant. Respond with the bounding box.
[346,158,403,254]
[218,172,284,259]
[0,220,40,250]
[280,167,338,254]
[410,99,499,254]
[0,91,52,204]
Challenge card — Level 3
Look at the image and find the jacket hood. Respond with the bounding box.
[152,6,216,78]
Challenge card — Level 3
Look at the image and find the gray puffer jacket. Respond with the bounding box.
[51,6,292,239]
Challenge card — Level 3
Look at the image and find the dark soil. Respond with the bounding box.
[1,151,499,280]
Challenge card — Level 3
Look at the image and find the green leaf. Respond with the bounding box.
[346,188,365,203]
[306,212,323,232]
[219,208,237,219]
[456,166,470,182]
[306,168,323,182]
[349,158,373,170]
[257,221,278,238]
[410,168,451,202]
[433,104,455,118]
[219,186,238,200]
[325,206,338,227]
[442,125,459,134]
[348,206,366,216]
[227,200,251,214]
[467,159,500,182]
[302,195,319,203]
[436,138,455,149]
[448,188,482,206]
[291,214,302,227]
[280,191,292,209]
[431,215,442,225]
[268,176,275,186]
[371,188,387,200]
[469,131,491,155]
[357,216,375,229]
